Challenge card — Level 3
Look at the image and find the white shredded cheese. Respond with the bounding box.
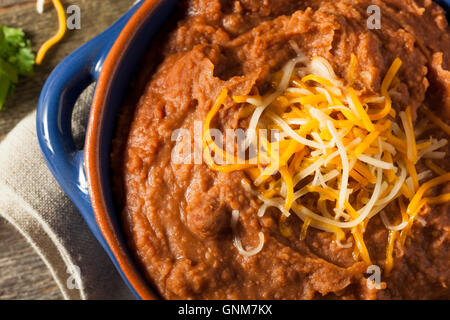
[267,111,325,150]
[37,0,45,14]
[357,154,395,170]
[231,210,265,256]
[244,56,305,150]
[327,120,349,211]
[375,163,407,206]
[418,139,448,159]
[380,211,408,231]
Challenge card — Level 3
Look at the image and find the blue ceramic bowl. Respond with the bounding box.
[36,0,179,300]
[36,0,450,299]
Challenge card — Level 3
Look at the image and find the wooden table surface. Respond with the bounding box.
[0,0,135,300]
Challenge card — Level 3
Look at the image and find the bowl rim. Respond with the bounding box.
[85,0,165,300]
[84,0,450,301]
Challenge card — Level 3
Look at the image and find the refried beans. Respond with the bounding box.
[113,0,450,299]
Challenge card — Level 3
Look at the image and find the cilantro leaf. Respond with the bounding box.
[0,57,19,83]
[15,47,35,76]
[0,25,35,110]
[0,77,11,109]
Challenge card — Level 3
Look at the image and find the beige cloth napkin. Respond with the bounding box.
[0,86,135,300]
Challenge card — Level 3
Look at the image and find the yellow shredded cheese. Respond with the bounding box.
[347,88,375,132]
[36,0,67,65]
[279,166,294,211]
[354,131,380,157]
[201,54,450,270]
[369,58,402,120]
[202,88,256,172]
[407,173,450,216]
[347,53,358,86]
[300,217,311,241]
[421,105,450,136]
[301,74,334,88]
[385,230,398,275]
[425,159,446,176]
[400,106,418,164]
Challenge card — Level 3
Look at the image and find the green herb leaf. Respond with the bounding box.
[15,47,35,76]
[0,57,19,83]
[0,25,35,110]
[0,77,11,109]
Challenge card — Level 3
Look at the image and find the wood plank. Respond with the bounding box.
[0,218,62,300]
[0,0,136,140]
[0,0,135,300]
[0,0,32,10]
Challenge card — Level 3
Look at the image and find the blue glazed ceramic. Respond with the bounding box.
[36,0,180,299]
[36,0,450,299]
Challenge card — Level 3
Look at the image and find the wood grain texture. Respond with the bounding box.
[0,0,135,300]
[0,0,135,140]
[0,218,61,300]
[0,0,31,10]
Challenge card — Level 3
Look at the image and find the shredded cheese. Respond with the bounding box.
[347,53,357,86]
[357,154,394,170]
[231,210,265,256]
[354,131,380,157]
[425,159,446,176]
[36,0,45,14]
[36,0,67,65]
[385,230,398,275]
[279,167,294,211]
[203,89,256,172]
[420,105,450,136]
[418,139,448,160]
[327,120,349,212]
[201,54,450,271]
[347,88,375,132]
[400,107,418,164]
[369,58,402,120]
[300,218,311,241]
[407,173,450,216]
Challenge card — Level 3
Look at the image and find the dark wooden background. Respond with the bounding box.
[0,0,134,300]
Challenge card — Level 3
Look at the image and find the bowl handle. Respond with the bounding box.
[36,2,143,247]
